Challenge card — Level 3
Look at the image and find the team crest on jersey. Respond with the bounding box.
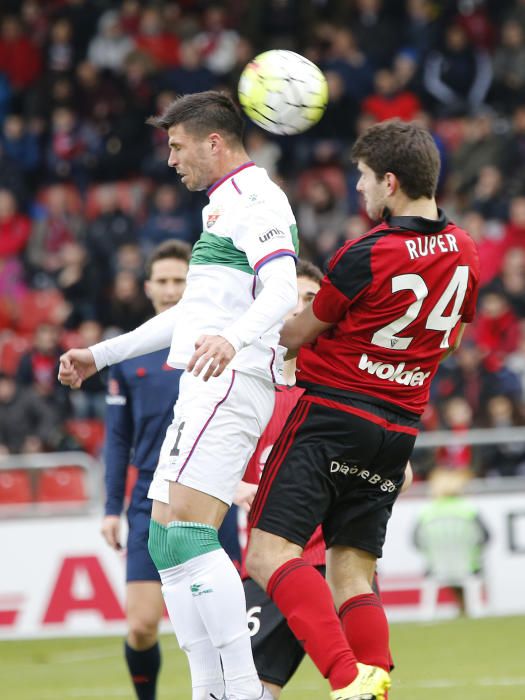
[207,208,222,228]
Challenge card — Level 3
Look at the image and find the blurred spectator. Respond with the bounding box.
[454,0,496,51]
[502,195,525,251]
[450,111,504,195]
[194,5,241,76]
[0,15,42,93]
[475,290,521,373]
[436,396,476,473]
[0,188,31,259]
[75,61,125,125]
[20,0,49,48]
[491,247,525,318]
[55,241,100,327]
[471,165,509,221]
[139,185,196,252]
[44,18,78,76]
[141,89,179,182]
[460,210,505,288]
[0,74,12,126]
[16,322,70,420]
[361,67,421,122]
[491,18,525,111]
[99,269,151,333]
[322,27,375,105]
[134,6,180,69]
[87,10,134,74]
[25,185,85,287]
[351,0,401,69]
[423,23,492,117]
[68,320,107,419]
[44,107,99,191]
[0,372,62,454]
[85,184,137,280]
[502,105,525,194]
[414,468,490,618]
[401,0,441,62]
[309,69,359,141]
[296,177,346,264]
[479,394,525,477]
[160,40,217,95]
[0,114,40,178]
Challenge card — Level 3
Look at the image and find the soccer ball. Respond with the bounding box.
[238,50,328,136]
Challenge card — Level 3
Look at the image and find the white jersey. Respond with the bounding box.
[167,161,298,382]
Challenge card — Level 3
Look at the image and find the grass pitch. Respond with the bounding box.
[2,616,523,699]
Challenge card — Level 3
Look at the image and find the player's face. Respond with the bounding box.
[145,257,188,314]
[356,160,388,220]
[287,275,320,320]
[167,124,215,191]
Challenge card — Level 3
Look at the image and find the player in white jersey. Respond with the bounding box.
[59,91,298,700]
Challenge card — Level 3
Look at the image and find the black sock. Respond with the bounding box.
[124,641,161,700]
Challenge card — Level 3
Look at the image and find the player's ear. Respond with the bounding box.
[144,280,152,299]
[385,171,398,195]
[209,132,221,152]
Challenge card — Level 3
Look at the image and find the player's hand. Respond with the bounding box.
[101,515,122,551]
[58,348,97,389]
[233,480,258,513]
[187,335,236,381]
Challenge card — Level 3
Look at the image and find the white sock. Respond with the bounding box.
[185,547,262,700]
[160,563,225,700]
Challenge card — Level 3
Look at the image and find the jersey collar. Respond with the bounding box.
[384,208,449,234]
[207,161,256,197]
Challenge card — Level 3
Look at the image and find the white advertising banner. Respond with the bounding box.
[1,491,524,639]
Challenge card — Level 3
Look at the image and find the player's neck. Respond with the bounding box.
[389,196,439,220]
[218,149,252,179]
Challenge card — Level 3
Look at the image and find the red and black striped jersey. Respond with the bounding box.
[297,211,480,415]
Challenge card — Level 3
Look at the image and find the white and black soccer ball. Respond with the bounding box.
[238,50,328,136]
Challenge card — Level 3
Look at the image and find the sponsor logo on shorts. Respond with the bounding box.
[358,353,431,387]
[259,228,285,243]
[190,582,213,597]
[330,460,397,492]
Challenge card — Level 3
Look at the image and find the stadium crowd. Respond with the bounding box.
[1,0,525,480]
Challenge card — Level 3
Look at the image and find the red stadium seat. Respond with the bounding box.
[0,332,31,375]
[16,290,67,334]
[36,466,87,503]
[0,469,32,505]
[65,419,105,456]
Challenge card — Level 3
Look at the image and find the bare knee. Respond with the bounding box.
[127,613,159,650]
[246,529,303,589]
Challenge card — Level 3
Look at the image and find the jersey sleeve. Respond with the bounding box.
[233,196,298,273]
[313,237,374,323]
[103,364,134,516]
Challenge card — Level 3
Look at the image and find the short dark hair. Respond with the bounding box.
[351,119,440,200]
[146,91,244,143]
[145,239,191,279]
[296,258,323,284]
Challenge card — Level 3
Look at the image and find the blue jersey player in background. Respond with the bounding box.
[101,240,190,700]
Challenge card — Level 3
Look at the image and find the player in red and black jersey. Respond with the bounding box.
[246,119,480,700]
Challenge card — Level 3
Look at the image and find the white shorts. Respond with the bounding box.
[148,369,275,506]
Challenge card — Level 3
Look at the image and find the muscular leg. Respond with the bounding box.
[327,546,391,672]
[246,529,359,691]
[125,581,164,700]
[151,490,263,700]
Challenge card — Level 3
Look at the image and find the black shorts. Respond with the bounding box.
[249,389,419,558]
[244,567,326,687]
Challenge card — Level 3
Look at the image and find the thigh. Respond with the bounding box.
[126,580,164,627]
[324,422,416,557]
[127,482,160,583]
[150,370,274,506]
[244,577,305,688]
